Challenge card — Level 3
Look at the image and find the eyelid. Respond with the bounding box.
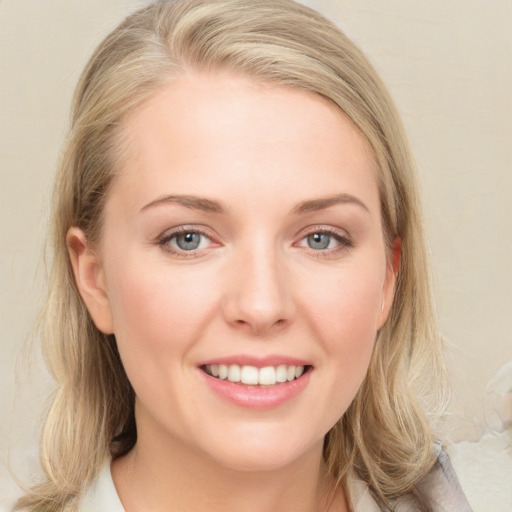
[294,225,353,254]
[156,225,220,257]
[154,224,352,259]
[297,225,351,241]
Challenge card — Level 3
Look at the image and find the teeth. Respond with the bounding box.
[240,365,259,385]
[276,364,287,383]
[259,366,276,386]
[205,364,306,385]
[228,364,241,382]
[218,364,228,380]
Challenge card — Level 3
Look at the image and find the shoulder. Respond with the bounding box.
[77,463,124,512]
[400,442,473,512]
[347,442,473,512]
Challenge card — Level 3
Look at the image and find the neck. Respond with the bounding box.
[111,421,347,512]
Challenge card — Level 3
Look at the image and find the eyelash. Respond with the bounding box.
[155,226,353,258]
[156,226,217,258]
[297,227,353,258]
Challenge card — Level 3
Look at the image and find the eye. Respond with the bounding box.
[296,228,352,255]
[173,232,205,251]
[306,232,334,250]
[156,227,216,256]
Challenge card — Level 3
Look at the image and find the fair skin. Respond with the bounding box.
[68,72,396,512]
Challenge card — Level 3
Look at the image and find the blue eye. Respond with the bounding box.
[306,233,332,250]
[157,228,213,255]
[173,232,203,251]
[297,228,352,256]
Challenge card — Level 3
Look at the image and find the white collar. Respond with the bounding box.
[346,470,383,512]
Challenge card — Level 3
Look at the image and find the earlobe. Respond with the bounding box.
[67,227,114,334]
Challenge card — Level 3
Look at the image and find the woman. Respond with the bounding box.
[15,0,471,511]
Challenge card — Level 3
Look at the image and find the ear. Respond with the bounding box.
[67,227,114,334]
[377,237,401,329]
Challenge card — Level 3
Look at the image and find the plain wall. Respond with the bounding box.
[1,0,511,498]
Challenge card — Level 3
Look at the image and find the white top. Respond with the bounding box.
[78,447,472,512]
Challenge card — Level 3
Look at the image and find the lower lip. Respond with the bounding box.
[200,370,311,410]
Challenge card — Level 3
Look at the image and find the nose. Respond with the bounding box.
[222,244,295,335]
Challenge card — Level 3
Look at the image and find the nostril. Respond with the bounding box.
[231,316,288,335]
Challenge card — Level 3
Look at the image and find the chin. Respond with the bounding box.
[208,449,305,473]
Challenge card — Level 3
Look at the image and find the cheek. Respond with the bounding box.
[104,255,219,363]
[303,264,383,343]
[103,258,225,427]
[300,263,384,400]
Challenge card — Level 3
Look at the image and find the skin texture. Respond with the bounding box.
[68,72,396,512]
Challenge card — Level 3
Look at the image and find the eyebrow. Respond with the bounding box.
[140,192,369,216]
[290,193,370,215]
[140,194,225,214]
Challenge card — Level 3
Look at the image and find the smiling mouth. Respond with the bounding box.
[201,364,312,386]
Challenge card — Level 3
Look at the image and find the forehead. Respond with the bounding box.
[109,72,379,216]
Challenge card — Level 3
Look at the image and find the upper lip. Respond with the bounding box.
[198,355,312,368]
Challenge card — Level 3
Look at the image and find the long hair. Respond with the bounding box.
[17,1,447,510]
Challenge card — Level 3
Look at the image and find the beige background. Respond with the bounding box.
[1,0,511,499]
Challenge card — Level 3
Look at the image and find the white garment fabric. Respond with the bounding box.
[78,446,472,512]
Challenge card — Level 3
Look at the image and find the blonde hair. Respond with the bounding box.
[17,0,447,510]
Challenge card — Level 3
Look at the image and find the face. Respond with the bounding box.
[69,72,396,472]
